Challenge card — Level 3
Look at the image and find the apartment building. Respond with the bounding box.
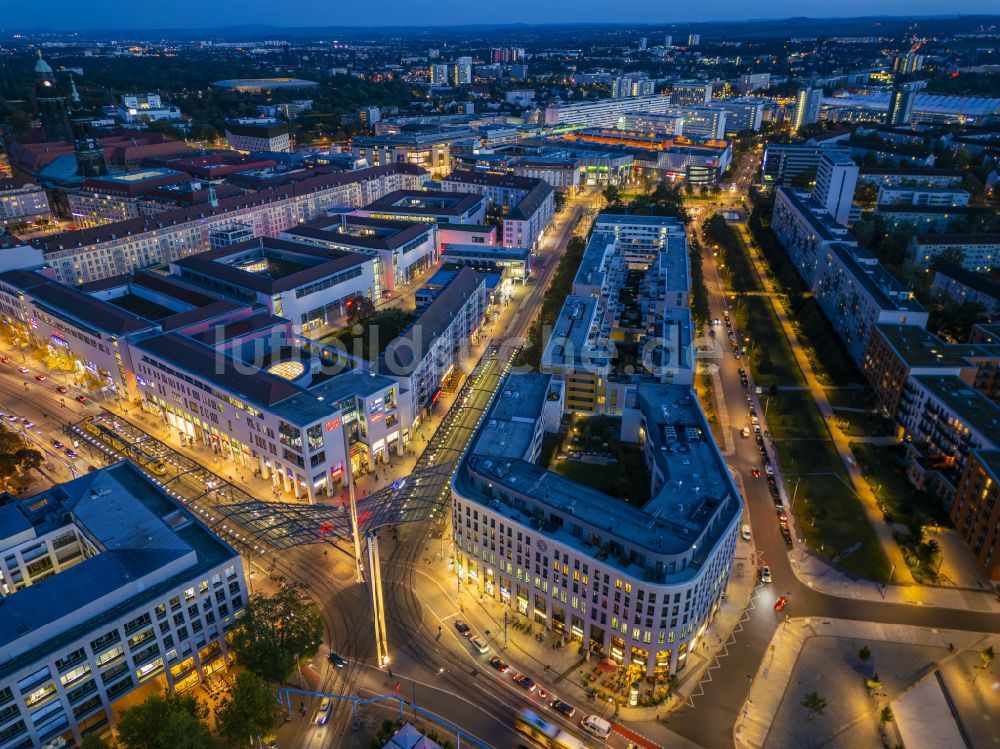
[876,186,971,207]
[377,267,486,415]
[451,374,740,676]
[950,450,1000,580]
[30,164,427,285]
[0,462,247,748]
[862,324,1000,418]
[770,186,855,284]
[761,143,851,186]
[67,169,189,228]
[358,189,486,226]
[439,171,554,250]
[540,95,673,128]
[931,263,1000,317]
[351,129,476,178]
[909,234,998,272]
[899,375,1000,505]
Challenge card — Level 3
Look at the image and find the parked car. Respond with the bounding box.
[455,621,471,636]
[469,635,489,654]
[759,566,772,583]
[327,652,348,668]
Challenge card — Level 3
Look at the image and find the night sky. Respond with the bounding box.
[7,0,999,31]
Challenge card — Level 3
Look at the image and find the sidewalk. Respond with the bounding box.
[734,617,998,749]
[734,223,914,584]
[789,547,1000,613]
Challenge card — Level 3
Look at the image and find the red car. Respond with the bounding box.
[76,395,88,403]
[56,385,69,394]
[774,596,788,613]
[751,467,761,478]
[35,374,46,381]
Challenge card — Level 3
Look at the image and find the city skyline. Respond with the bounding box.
[5,3,1000,31]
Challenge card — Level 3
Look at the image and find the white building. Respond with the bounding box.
[116,93,184,124]
[792,87,823,132]
[378,267,486,414]
[708,98,764,134]
[664,106,727,140]
[451,373,740,677]
[168,237,379,334]
[224,117,291,153]
[910,234,999,272]
[876,186,971,208]
[540,95,674,128]
[0,182,52,229]
[812,152,858,227]
[0,462,248,748]
[671,81,712,106]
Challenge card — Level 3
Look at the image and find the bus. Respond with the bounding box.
[514,708,586,749]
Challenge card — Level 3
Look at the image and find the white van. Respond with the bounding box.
[741,524,751,541]
[580,714,612,741]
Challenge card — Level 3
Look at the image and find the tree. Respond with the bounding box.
[973,646,995,684]
[801,691,826,721]
[229,587,324,683]
[346,294,376,327]
[858,645,871,667]
[602,184,621,206]
[215,672,280,746]
[117,692,212,749]
[880,705,894,725]
[80,735,112,749]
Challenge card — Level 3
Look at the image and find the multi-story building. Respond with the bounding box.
[899,375,1000,505]
[886,81,921,126]
[0,181,51,229]
[862,324,1000,418]
[671,81,712,106]
[664,107,727,141]
[617,112,685,137]
[543,215,692,413]
[792,88,823,132]
[67,169,189,228]
[876,186,971,207]
[209,223,255,250]
[857,169,966,189]
[115,93,184,124]
[708,99,764,135]
[951,450,1000,580]
[761,143,851,186]
[377,267,486,415]
[0,461,247,748]
[909,234,998,271]
[224,117,291,153]
[351,129,475,178]
[812,243,928,365]
[738,73,771,94]
[29,163,427,285]
[454,57,473,86]
[358,189,486,226]
[440,244,532,282]
[539,95,673,128]
[612,76,656,98]
[281,214,437,294]
[875,204,994,234]
[256,100,314,120]
[168,237,379,334]
[931,263,1000,317]
[439,171,554,250]
[812,152,858,227]
[451,373,740,676]
[770,186,855,283]
[512,157,583,195]
[687,33,700,46]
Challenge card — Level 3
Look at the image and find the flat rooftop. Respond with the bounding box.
[172,237,370,295]
[875,324,1000,369]
[0,461,238,679]
[914,374,1000,444]
[284,215,431,251]
[441,244,531,260]
[831,244,926,313]
[542,295,606,369]
[456,379,739,580]
[366,189,483,217]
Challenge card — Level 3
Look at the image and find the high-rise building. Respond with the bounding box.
[894,51,924,75]
[429,63,449,85]
[664,35,673,47]
[812,152,859,227]
[887,81,921,126]
[33,52,73,143]
[672,81,713,106]
[638,37,648,50]
[792,87,823,132]
[612,76,656,98]
[454,57,473,86]
[688,33,701,46]
[738,72,771,94]
[491,47,525,63]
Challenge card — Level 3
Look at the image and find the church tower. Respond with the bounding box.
[34,52,73,142]
[68,75,107,177]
